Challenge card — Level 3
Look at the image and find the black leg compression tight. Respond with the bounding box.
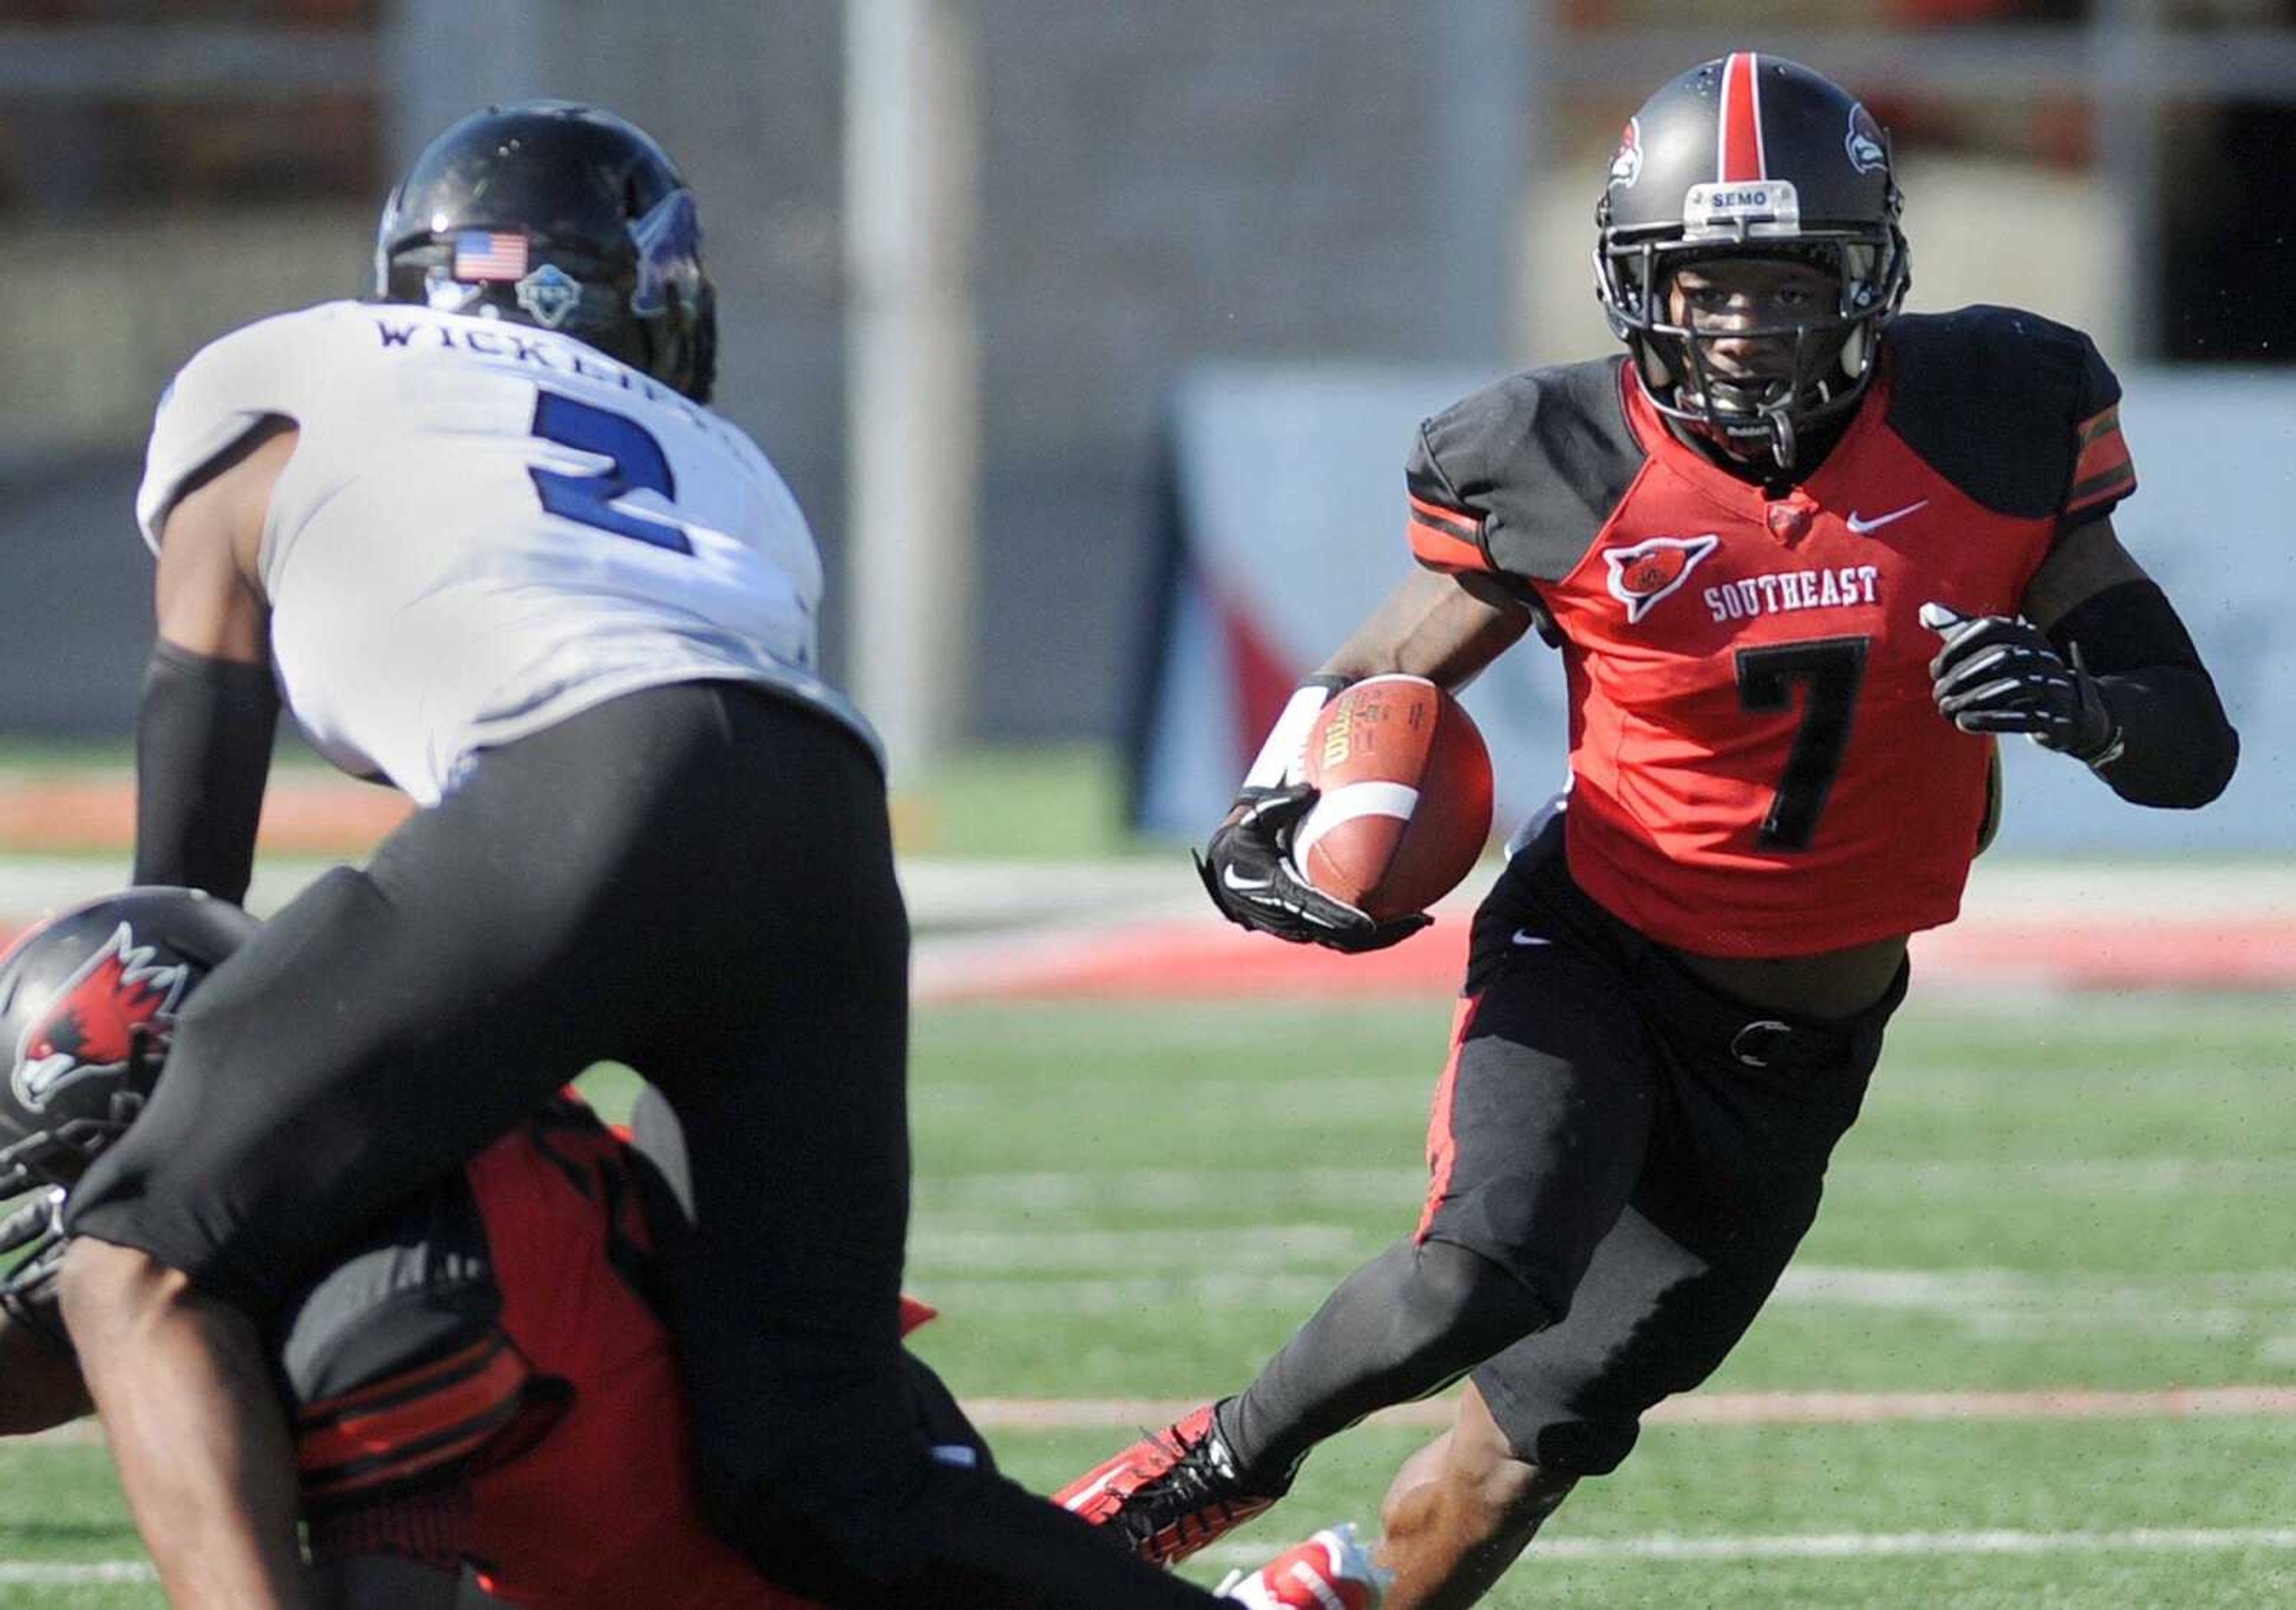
[1218,1237,1549,1484]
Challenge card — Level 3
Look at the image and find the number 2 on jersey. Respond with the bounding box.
[1735,637,1868,851]
[529,391,692,554]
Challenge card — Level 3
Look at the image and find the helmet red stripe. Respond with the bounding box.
[1720,52,1766,182]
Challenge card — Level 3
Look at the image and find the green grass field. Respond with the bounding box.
[1,989,2291,1606]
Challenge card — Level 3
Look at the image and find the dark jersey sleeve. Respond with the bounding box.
[1405,357,1645,588]
[1883,306,2137,531]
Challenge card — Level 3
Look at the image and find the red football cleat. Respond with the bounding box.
[1216,1523,1388,1609]
[1053,1402,1283,1565]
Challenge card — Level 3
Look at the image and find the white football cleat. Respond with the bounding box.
[1215,1522,1389,1609]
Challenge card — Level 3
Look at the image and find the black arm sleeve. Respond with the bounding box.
[2045,580,2239,809]
[133,640,279,902]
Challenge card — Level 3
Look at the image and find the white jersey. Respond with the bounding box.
[136,300,875,805]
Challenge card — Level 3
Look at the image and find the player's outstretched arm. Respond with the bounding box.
[136,423,293,905]
[1199,572,1528,952]
[1923,518,2237,809]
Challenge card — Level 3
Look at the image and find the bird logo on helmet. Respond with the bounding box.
[1593,54,1912,467]
[373,100,719,404]
[0,889,257,1193]
[10,924,190,1115]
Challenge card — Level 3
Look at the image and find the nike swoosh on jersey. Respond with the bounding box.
[1511,930,1553,947]
[1846,499,1929,534]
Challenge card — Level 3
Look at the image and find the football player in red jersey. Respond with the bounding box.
[1060,53,2238,1608]
[0,888,871,1609]
[0,890,1388,1610]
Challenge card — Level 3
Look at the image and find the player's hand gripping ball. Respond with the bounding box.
[1196,784,1431,953]
[1295,675,1494,922]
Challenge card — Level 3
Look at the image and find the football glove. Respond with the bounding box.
[1195,784,1431,954]
[0,1187,68,1354]
[1921,601,2122,763]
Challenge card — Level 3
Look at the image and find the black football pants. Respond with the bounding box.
[68,681,1227,1608]
[1223,811,1903,1483]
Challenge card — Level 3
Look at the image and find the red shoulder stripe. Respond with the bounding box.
[1407,493,1492,574]
[2066,405,2136,514]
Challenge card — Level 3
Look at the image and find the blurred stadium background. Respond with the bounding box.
[0,2,2290,1605]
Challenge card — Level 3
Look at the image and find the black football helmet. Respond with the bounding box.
[1595,54,1911,465]
[0,888,255,1199]
[374,99,717,404]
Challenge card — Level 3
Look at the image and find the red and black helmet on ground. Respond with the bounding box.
[0,888,255,1198]
[1595,54,1912,465]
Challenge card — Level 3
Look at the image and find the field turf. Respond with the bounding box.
[0,989,2290,1606]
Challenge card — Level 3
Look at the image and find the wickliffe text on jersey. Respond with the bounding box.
[370,314,720,438]
[1703,564,1880,623]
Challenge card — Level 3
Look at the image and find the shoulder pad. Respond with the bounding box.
[135,304,347,552]
[1407,358,1641,585]
[1884,307,2128,521]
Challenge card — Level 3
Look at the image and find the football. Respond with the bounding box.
[1294,674,1494,921]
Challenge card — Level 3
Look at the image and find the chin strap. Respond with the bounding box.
[1764,407,1797,469]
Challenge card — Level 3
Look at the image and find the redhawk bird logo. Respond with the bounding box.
[1608,117,1644,191]
[1604,534,1721,624]
[11,924,190,1114]
[1845,103,1888,175]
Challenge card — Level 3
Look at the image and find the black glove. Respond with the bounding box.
[1194,784,1432,954]
[1921,601,2120,762]
[0,1188,69,1354]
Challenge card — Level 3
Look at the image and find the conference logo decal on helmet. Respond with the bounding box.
[1604,534,1721,624]
[1608,118,1644,191]
[515,264,583,329]
[1845,103,1888,175]
[10,924,190,1114]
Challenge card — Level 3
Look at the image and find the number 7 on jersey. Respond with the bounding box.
[1735,636,1869,851]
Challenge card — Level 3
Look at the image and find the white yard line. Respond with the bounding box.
[916,1158,2296,1212]
[963,1384,2296,1430]
[0,1561,154,1583]
[1198,1526,2296,1568]
[11,1525,2296,1587]
[28,1384,2296,1447]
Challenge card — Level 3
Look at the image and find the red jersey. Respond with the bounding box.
[283,1101,807,1610]
[1405,307,2136,955]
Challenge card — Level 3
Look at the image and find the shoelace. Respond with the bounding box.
[1114,1425,1249,1548]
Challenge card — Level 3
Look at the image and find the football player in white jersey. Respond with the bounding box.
[50,102,1379,1610]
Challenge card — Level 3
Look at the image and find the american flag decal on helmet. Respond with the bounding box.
[453,230,530,283]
